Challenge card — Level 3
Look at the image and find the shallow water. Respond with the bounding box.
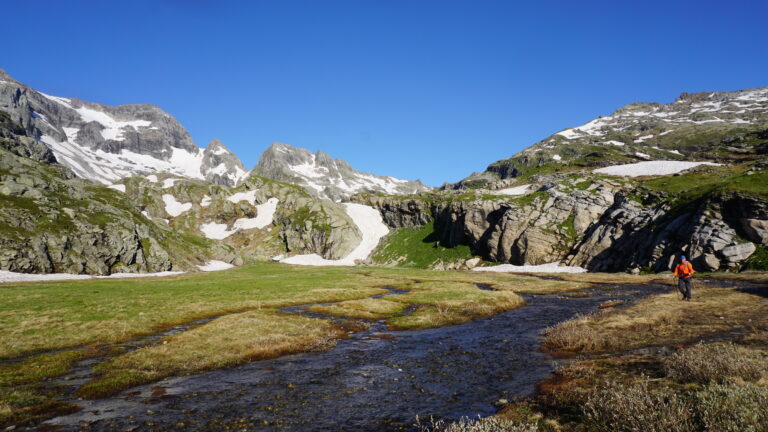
[40,284,667,431]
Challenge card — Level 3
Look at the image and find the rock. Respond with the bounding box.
[629,267,641,275]
[465,257,481,268]
[700,253,721,271]
[718,243,756,264]
[742,218,768,245]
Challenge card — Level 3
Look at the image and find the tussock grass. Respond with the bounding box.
[542,314,610,352]
[584,378,697,432]
[664,342,766,384]
[415,415,539,432]
[77,310,342,398]
[697,382,768,431]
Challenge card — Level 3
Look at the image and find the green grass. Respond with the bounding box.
[642,164,768,206]
[372,221,476,268]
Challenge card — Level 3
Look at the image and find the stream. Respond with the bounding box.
[37,283,667,431]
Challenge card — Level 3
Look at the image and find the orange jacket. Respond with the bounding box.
[674,261,695,278]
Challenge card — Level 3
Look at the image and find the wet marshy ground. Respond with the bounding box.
[39,283,668,431]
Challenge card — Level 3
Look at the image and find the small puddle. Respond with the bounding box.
[41,283,669,431]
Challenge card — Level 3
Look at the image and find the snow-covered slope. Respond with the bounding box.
[0,69,248,187]
[280,203,389,266]
[254,142,431,201]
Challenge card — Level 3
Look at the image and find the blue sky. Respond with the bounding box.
[1,0,766,186]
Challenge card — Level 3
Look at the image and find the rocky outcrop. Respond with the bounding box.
[360,176,767,272]
[254,142,431,201]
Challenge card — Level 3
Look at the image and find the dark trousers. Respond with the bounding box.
[678,277,692,299]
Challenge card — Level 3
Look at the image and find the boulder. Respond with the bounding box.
[718,243,756,264]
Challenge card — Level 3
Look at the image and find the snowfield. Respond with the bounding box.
[496,184,532,196]
[197,260,234,272]
[199,197,279,239]
[594,160,721,177]
[162,194,192,217]
[0,270,184,283]
[473,262,587,274]
[280,203,389,266]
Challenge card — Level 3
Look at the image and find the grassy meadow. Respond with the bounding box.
[0,262,581,427]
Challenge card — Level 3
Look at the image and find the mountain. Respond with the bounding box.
[358,86,768,273]
[0,69,248,187]
[452,87,768,188]
[254,142,431,201]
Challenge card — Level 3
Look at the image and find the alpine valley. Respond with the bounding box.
[1,68,767,276]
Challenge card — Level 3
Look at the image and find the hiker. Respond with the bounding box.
[673,255,695,301]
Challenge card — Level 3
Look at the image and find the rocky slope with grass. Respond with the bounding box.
[0,70,377,275]
[357,87,768,272]
[451,86,768,189]
[0,111,239,274]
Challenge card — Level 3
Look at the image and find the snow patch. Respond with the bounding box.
[0,270,184,283]
[496,184,532,196]
[146,174,158,183]
[162,178,178,189]
[228,190,258,206]
[605,140,625,146]
[197,260,234,272]
[107,184,126,193]
[594,161,721,177]
[251,197,279,228]
[200,222,233,240]
[200,195,212,207]
[162,194,192,217]
[473,262,587,274]
[552,154,562,161]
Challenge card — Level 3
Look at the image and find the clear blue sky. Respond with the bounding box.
[1,1,766,186]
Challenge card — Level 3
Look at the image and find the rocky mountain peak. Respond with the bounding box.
[0,69,249,187]
[254,142,431,201]
[200,138,249,187]
[0,69,14,81]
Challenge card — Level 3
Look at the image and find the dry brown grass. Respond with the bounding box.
[542,284,768,353]
[548,273,666,285]
[76,310,344,398]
